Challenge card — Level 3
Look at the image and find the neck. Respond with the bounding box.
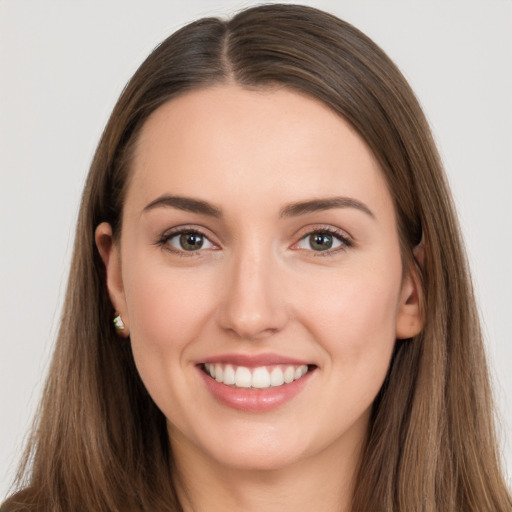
[170,424,366,512]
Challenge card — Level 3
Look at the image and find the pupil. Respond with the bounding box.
[180,233,203,250]
[310,233,332,251]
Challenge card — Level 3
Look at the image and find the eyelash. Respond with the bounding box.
[156,226,353,257]
[156,227,217,257]
[294,226,353,256]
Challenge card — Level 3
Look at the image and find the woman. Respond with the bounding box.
[3,4,511,511]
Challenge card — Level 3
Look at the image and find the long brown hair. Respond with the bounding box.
[4,4,511,511]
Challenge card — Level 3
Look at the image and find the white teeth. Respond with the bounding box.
[283,366,295,384]
[223,364,235,385]
[235,366,252,388]
[270,367,284,387]
[204,363,310,389]
[295,365,307,380]
[214,363,223,382]
[252,367,271,389]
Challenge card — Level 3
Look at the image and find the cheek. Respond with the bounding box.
[296,259,403,376]
[121,260,222,432]
[125,260,212,339]
[122,256,217,388]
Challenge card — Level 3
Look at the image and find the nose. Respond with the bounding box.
[217,245,289,341]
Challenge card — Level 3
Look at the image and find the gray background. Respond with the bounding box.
[1,0,511,497]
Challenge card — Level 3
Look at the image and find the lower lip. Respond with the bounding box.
[198,366,314,412]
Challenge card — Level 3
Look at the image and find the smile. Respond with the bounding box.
[203,363,310,389]
[198,355,316,412]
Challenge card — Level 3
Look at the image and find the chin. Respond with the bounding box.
[197,422,314,472]
[213,446,307,472]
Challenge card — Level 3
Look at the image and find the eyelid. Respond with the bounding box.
[156,225,220,255]
[155,223,353,256]
[291,224,353,254]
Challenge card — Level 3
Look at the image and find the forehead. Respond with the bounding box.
[126,84,391,218]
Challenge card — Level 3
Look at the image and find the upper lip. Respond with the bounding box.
[198,353,313,368]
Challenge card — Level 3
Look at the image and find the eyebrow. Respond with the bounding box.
[143,195,222,217]
[142,194,374,219]
[279,197,375,219]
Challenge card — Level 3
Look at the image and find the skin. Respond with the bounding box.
[96,84,423,512]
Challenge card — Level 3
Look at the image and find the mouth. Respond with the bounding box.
[197,354,317,411]
[201,362,316,389]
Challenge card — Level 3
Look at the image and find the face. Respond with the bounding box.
[96,85,422,473]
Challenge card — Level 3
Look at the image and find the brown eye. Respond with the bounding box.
[179,233,204,251]
[295,230,348,253]
[166,231,214,252]
[309,233,333,251]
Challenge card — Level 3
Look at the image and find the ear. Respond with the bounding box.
[395,244,425,340]
[95,222,129,334]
